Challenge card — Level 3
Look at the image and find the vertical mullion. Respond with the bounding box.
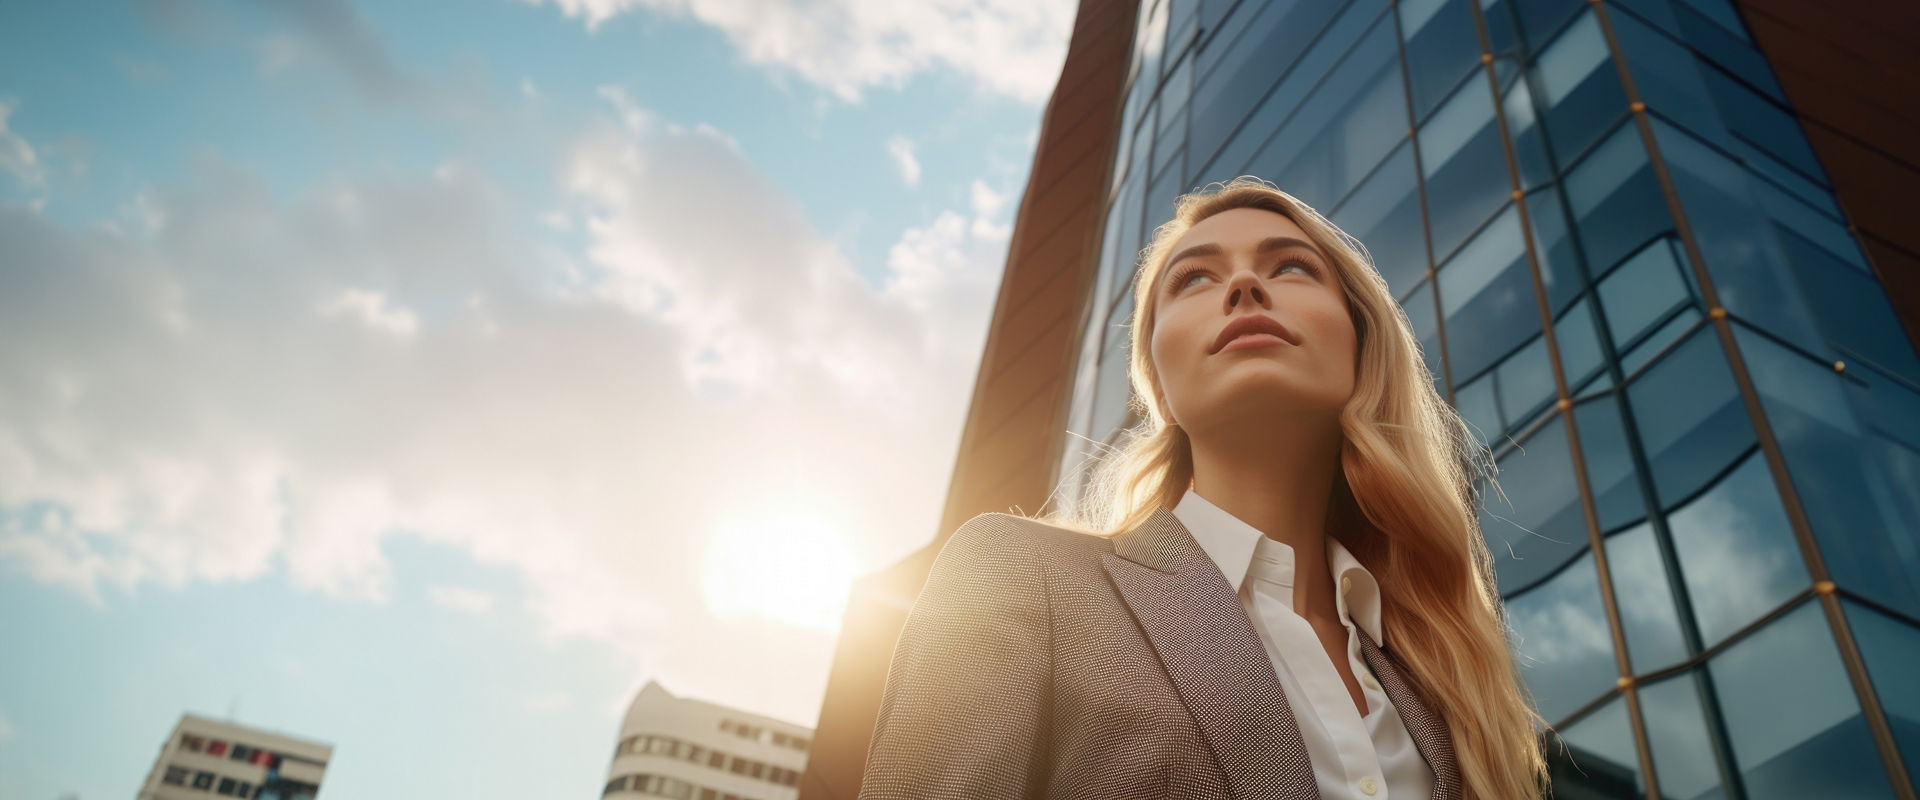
[1388,0,1452,405]
[1460,2,1663,796]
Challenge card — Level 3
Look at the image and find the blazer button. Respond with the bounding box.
[1360,776,1378,795]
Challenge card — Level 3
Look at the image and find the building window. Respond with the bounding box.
[699,790,717,800]
[193,772,216,790]
[180,734,206,753]
[207,739,230,757]
[230,744,255,762]
[217,777,239,795]
[707,751,723,769]
[163,765,191,786]
[750,762,764,779]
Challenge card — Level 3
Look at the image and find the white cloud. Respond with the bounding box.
[526,0,1076,104]
[0,100,47,210]
[429,585,495,614]
[317,287,422,339]
[885,135,920,188]
[0,93,1010,725]
[968,178,1011,241]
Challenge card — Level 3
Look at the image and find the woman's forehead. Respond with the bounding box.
[1170,207,1312,253]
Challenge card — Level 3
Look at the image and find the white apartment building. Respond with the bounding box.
[604,680,812,800]
[136,713,332,800]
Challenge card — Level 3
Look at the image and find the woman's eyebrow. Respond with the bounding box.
[1165,235,1319,271]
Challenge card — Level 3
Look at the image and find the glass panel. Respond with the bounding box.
[1403,280,1444,392]
[1107,173,1149,308]
[1439,205,1538,384]
[1455,371,1500,449]
[1597,236,1699,353]
[1135,0,1170,90]
[1637,672,1727,800]
[1147,158,1184,241]
[1606,8,1729,151]
[1483,414,1587,595]
[1667,449,1808,647]
[1564,122,1671,275]
[1735,324,1920,621]
[1548,695,1646,798]
[1494,333,1556,433]
[1503,0,1584,48]
[1710,601,1899,799]
[1843,599,1920,781]
[1503,77,1553,190]
[1556,297,1608,399]
[1420,78,1510,263]
[1604,522,1689,673]
[1400,0,1481,120]
[1157,53,1193,144]
[1188,0,1337,172]
[1504,547,1619,724]
[1625,325,1753,513]
[1649,118,1831,349]
[1329,140,1426,300]
[1776,226,1920,387]
[1620,309,1702,380]
[1525,189,1581,315]
[1531,10,1627,165]
[1251,14,1405,211]
[1089,305,1135,441]
[1574,395,1648,540]
[1192,3,1380,186]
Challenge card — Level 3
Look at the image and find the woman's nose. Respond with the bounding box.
[1224,270,1270,310]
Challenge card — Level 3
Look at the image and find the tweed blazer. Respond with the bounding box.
[857,507,1460,800]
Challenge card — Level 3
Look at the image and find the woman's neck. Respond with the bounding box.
[1184,421,1344,620]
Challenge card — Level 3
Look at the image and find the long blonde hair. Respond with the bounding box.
[1040,176,1549,799]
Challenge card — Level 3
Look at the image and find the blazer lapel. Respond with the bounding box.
[1103,506,1321,800]
[1357,627,1460,800]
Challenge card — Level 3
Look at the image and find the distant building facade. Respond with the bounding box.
[136,713,331,800]
[604,680,811,800]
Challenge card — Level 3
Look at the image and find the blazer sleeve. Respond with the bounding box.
[856,515,1054,800]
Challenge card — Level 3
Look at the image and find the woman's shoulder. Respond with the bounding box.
[936,511,1116,577]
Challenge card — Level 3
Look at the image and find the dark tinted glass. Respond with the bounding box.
[1329,140,1426,300]
[1843,599,1920,781]
[1483,413,1587,595]
[1399,0,1481,120]
[1504,547,1619,723]
[1637,671,1727,799]
[1439,205,1537,384]
[1248,14,1404,210]
[1625,313,1752,512]
[1573,394,1649,537]
[1548,695,1646,798]
[1710,600,1898,799]
[1420,78,1509,263]
[1667,449,1806,647]
[1603,521,1689,673]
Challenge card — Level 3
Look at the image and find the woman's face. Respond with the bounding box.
[1147,207,1358,434]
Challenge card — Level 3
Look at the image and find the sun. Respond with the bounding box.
[702,510,858,632]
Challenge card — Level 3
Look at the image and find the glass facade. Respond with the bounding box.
[1055,0,1920,796]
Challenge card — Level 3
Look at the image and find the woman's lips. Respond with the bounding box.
[1218,332,1289,352]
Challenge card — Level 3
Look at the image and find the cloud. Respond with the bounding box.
[250,0,418,103]
[0,100,46,210]
[429,585,495,614]
[968,179,1011,241]
[0,91,1011,724]
[525,0,1077,104]
[885,135,920,188]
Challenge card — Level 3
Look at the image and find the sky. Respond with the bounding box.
[0,0,1075,797]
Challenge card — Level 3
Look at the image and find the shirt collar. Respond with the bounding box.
[1168,487,1384,647]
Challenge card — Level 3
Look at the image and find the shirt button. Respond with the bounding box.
[1364,674,1379,690]
[1341,575,1353,593]
[1360,776,1378,795]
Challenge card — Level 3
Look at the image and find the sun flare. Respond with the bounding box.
[702,511,858,632]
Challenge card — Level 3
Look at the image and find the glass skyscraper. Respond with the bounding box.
[1050,1,1920,797]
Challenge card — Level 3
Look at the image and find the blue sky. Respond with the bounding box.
[0,0,1071,797]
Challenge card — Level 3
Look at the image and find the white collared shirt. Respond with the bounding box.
[1171,488,1434,800]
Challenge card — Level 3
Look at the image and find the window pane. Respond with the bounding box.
[1531,10,1627,164]
[1483,414,1587,595]
[1555,298,1608,399]
[1710,600,1898,799]
[1598,237,1700,356]
[1548,694,1645,797]
[1843,599,1920,781]
[1420,78,1509,262]
[1573,394,1648,536]
[1400,0,1481,120]
[1735,324,1920,621]
[1440,205,1537,384]
[1330,140,1426,300]
[1089,305,1135,441]
[1626,324,1753,510]
[1403,280,1443,391]
[1667,448,1808,647]
[1604,521,1689,673]
[1505,547,1619,723]
[1638,671,1726,800]
[1192,3,1381,185]
[1454,371,1500,449]
[1565,122,1671,275]
[1494,333,1556,434]
[1251,14,1404,210]
[1188,0,1338,173]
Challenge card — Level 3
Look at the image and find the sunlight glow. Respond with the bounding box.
[702,510,858,632]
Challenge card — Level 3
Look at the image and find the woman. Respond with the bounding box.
[858,177,1548,799]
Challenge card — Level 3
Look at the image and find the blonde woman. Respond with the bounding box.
[858,177,1549,800]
